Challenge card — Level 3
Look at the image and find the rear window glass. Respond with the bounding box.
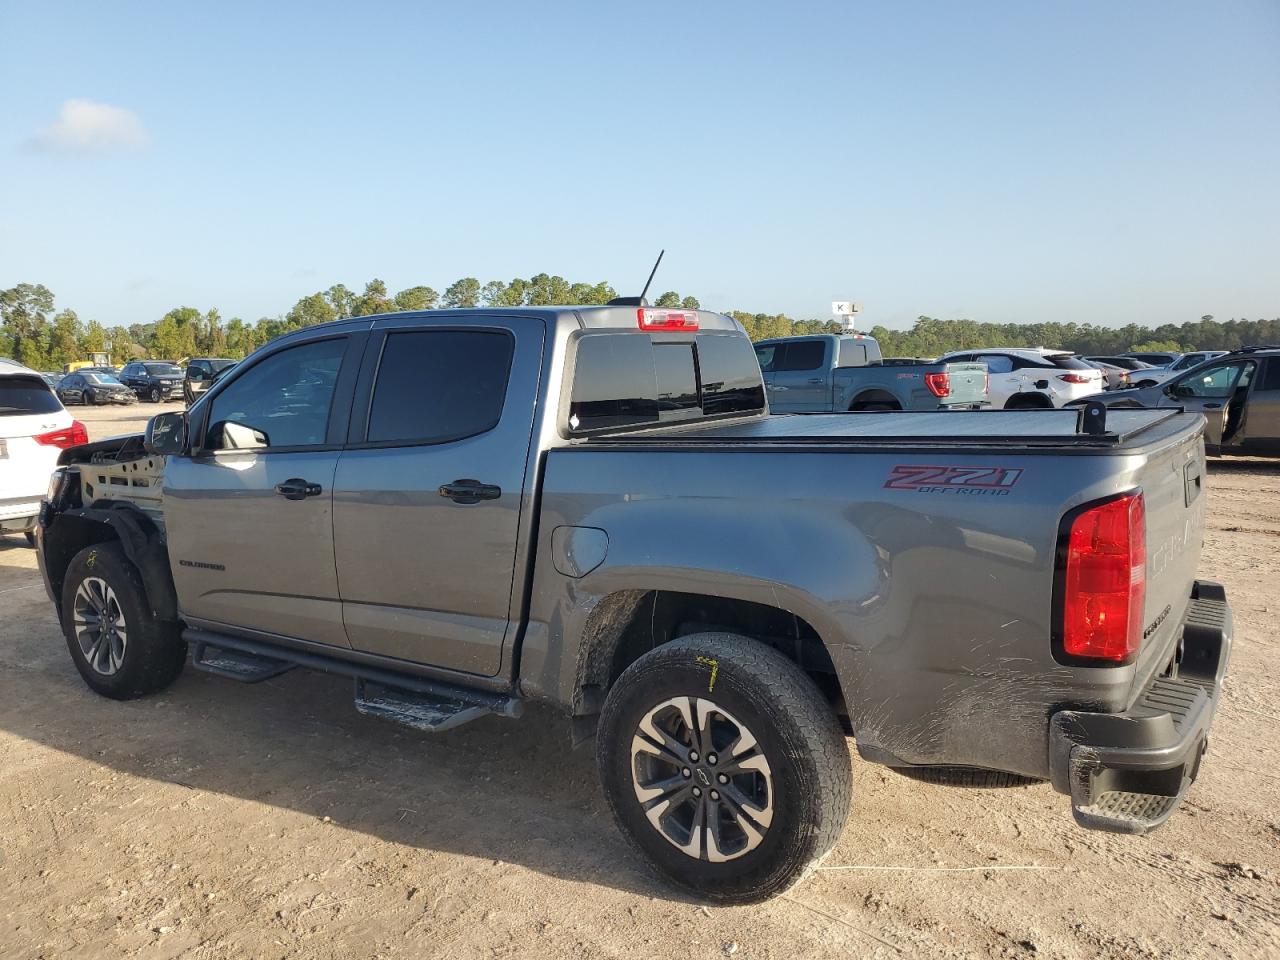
[144,363,184,376]
[568,332,763,433]
[699,335,766,416]
[0,376,63,415]
[1045,355,1093,370]
[776,340,825,371]
[367,330,513,444]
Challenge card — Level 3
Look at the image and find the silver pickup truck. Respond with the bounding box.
[36,306,1231,904]
[753,333,988,411]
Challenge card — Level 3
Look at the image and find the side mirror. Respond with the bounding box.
[186,365,204,381]
[144,411,187,455]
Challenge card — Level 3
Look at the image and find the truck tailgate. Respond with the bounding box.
[940,361,988,407]
[1126,413,1207,694]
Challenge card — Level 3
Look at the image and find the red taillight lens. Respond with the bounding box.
[1058,373,1092,384]
[637,308,699,331]
[1061,493,1146,662]
[34,421,89,450]
[924,372,951,397]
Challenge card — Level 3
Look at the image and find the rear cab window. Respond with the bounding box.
[568,332,765,434]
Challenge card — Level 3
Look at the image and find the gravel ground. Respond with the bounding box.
[0,404,1277,959]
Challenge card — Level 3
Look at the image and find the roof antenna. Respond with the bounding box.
[607,249,664,307]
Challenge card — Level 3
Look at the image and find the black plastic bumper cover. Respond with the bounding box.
[1048,580,1232,834]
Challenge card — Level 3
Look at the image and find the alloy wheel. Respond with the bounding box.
[72,576,128,676]
[630,696,774,862]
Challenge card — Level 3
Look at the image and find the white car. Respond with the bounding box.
[936,348,1106,409]
[0,359,87,544]
[1116,351,1231,389]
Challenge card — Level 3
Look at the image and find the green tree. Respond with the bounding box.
[353,279,393,316]
[442,277,481,308]
[48,309,84,368]
[287,292,338,329]
[654,291,682,308]
[325,284,357,318]
[0,282,55,365]
[680,296,701,310]
[394,285,439,312]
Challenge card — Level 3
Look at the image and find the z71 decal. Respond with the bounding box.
[884,465,1023,495]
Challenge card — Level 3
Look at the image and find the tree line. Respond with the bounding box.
[1,277,1276,371]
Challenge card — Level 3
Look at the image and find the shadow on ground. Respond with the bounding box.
[0,560,676,900]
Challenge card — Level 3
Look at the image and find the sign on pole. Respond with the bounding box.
[832,301,862,330]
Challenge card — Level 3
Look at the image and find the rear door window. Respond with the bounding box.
[776,340,825,371]
[1258,359,1280,392]
[0,376,63,415]
[366,330,514,444]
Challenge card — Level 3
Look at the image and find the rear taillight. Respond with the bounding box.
[924,372,951,397]
[1058,493,1146,663]
[34,421,89,450]
[1057,373,1093,385]
[637,308,699,331]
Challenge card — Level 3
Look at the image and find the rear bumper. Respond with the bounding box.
[1048,580,1232,834]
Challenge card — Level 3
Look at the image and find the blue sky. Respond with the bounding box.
[2,0,1278,330]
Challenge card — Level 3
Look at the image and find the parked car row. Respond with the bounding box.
[39,358,240,407]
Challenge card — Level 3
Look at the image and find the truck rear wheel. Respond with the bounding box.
[596,633,851,904]
[60,543,186,700]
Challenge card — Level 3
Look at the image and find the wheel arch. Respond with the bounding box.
[569,589,845,736]
[44,504,178,621]
[848,389,902,411]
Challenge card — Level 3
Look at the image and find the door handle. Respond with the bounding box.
[807,377,824,384]
[274,478,322,500]
[439,479,502,504]
[1203,403,1222,409]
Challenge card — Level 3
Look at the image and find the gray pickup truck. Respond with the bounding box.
[753,333,988,411]
[36,305,1231,903]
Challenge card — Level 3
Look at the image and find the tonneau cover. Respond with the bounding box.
[593,408,1190,449]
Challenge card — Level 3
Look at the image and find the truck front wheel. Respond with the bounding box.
[60,543,187,700]
[596,633,851,904]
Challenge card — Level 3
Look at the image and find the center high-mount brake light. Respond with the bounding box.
[637,308,699,331]
[1059,492,1146,663]
[1058,373,1093,384]
[924,372,951,398]
[34,421,89,450]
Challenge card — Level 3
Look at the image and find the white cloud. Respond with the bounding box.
[24,99,149,153]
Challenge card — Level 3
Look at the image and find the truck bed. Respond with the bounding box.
[589,408,1191,452]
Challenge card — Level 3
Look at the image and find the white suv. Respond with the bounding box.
[937,348,1106,409]
[0,359,86,544]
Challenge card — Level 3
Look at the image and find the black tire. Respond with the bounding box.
[24,530,36,548]
[597,633,851,904]
[1003,393,1051,410]
[60,542,186,700]
[149,386,162,403]
[892,766,1039,788]
[85,389,97,406]
[851,402,900,412]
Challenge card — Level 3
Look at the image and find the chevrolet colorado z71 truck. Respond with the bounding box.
[36,306,1231,903]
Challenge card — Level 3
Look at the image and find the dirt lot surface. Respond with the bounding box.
[2,404,1278,959]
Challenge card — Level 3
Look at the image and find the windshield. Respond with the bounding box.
[85,373,123,385]
[144,363,184,376]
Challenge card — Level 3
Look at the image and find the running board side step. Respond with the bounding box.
[183,628,522,732]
